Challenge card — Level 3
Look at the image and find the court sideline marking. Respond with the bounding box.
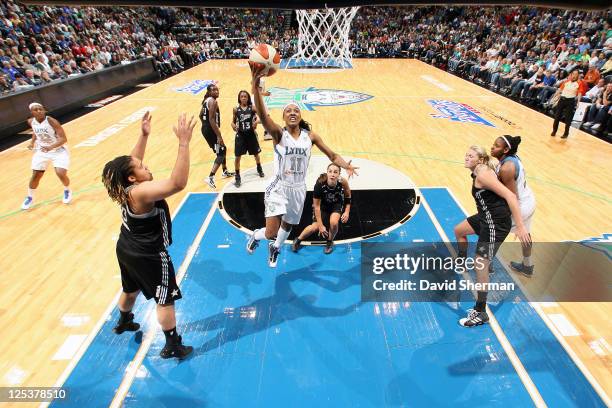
[109,194,219,407]
[444,187,611,406]
[420,193,547,408]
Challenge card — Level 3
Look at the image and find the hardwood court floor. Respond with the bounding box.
[0,59,609,402]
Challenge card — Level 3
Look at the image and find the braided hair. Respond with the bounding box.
[101,155,134,205]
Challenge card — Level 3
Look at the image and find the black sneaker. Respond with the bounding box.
[459,309,489,327]
[246,232,259,254]
[510,261,534,278]
[268,243,280,267]
[235,175,241,188]
[324,242,334,254]
[292,239,302,253]
[258,169,265,178]
[113,313,140,334]
[561,133,569,139]
[488,264,495,275]
[160,335,193,359]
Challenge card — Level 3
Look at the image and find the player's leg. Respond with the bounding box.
[292,221,318,252]
[510,206,535,277]
[454,216,477,259]
[54,167,72,204]
[22,150,49,209]
[325,212,341,254]
[155,253,192,359]
[113,256,141,334]
[234,154,242,187]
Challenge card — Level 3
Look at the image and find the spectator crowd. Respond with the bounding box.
[1,1,611,138]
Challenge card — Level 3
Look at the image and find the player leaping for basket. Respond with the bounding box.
[245,49,358,268]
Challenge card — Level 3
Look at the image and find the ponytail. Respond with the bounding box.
[299,119,311,131]
[499,135,522,156]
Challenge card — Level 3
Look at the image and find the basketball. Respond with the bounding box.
[248,43,281,77]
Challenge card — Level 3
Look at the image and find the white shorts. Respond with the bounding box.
[31,147,70,171]
[511,197,536,233]
[264,181,306,225]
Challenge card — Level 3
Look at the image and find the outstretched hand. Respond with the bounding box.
[141,111,152,136]
[173,113,196,144]
[345,160,360,178]
[251,64,266,88]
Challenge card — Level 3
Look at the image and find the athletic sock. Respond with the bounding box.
[475,291,488,312]
[523,256,532,267]
[119,310,132,324]
[274,226,291,248]
[28,188,36,198]
[254,228,267,241]
[163,327,179,344]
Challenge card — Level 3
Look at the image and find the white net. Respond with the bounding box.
[286,7,359,69]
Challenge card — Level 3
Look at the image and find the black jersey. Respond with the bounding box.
[201,97,220,132]
[236,105,256,133]
[313,179,345,210]
[471,173,510,218]
[118,194,172,253]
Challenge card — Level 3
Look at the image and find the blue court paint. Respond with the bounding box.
[52,188,604,407]
[421,188,606,407]
[52,193,217,408]
[123,198,534,407]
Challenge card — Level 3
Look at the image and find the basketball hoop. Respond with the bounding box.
[285,7,359,70]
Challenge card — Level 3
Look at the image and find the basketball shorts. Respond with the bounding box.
[31,146,70,171]
[264,181,306,225]
[466,212,511,260]
[116,245,182,305]
[312,204,343,226]
[235,131,261,156]
[511,197,536,234]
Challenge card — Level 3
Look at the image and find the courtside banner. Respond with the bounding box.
[360,242,612,303]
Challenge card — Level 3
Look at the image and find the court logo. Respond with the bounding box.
[427,100,495,127]
[578,233,611,260]
[174,79,217,95]
[264,87,373,111]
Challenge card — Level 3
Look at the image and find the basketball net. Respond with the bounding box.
[287,7,359,69]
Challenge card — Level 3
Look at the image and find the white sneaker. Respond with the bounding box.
[583,122,593,128]
[206,176,216,189]
[62,189,72,204]
[591,123,601,130]
[21,196,33,210]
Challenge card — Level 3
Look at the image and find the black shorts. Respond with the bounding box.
[235,131,261,156]
[116,245,182,305]
[466,212,511,260]
[202,127,217,150]
[312,204,343,226]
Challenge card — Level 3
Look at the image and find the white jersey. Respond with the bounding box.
[268,128,312,188]
[497,156,535,206]
[31,116,59,150]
